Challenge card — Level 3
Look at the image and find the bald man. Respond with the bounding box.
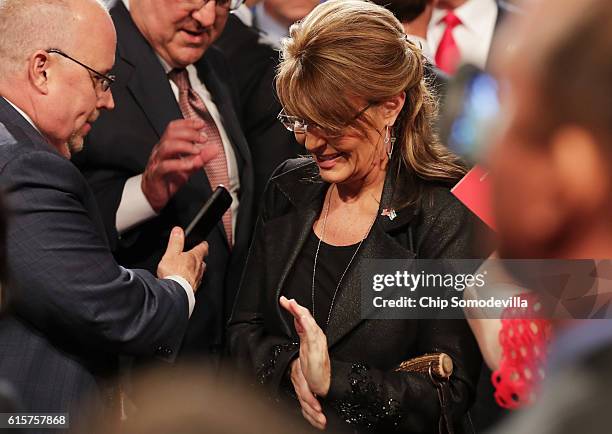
[0,0,208,420]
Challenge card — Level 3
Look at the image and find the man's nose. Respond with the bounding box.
[98,89,115,111]
[191,1,217,28]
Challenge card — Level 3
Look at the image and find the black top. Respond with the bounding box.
[283,229,359,332]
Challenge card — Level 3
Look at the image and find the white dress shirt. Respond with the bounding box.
[116,0,241,245]
[233,4,254,27]
[428,0,498,70]
[2,95,195,317]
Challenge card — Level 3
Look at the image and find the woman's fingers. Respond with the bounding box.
[292,364,326,429]
[292,360,322,412]
[292,301,322,343]
[301,407,327,431]
[280,297,316,337]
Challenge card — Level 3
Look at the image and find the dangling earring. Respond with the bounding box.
[384,125,395,159]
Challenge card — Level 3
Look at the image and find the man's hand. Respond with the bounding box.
[157,227,208,291]
[290,359,327,430]
[142,119,218,212]
[280,297,331,397]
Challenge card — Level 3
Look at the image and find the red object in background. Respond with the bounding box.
[492,294,553,409]
[435,11,462,75]
[451,165,495,230]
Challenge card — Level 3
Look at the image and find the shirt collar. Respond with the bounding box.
[233,4,254,27]
[2,97,42,135]
[157,54,173,74]
[253,3,289,46]
[432,0,498,34]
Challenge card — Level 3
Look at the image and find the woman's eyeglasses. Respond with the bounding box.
[277,103,373,137]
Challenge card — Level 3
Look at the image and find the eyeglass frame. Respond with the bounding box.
[182,0,246,12]
[46,48,115,93]
[278,103,374,137]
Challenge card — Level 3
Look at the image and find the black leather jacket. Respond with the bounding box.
[228,157,485,433]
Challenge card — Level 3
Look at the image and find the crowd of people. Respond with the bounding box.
[0,0,610,433]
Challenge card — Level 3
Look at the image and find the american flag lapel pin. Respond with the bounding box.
[381,208,397,221]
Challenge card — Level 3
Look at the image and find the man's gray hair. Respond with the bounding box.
[0,0,109,77]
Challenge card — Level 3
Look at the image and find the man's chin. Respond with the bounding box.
[66,135,85,157]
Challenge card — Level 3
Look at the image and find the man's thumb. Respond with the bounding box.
[165,226,185,255]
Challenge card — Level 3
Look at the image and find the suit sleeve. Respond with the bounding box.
[324,197,483,432]
[2,151,189,359]
[227,161,299,391]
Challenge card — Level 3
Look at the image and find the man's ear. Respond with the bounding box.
[28,50,52,95]
[550,126,609,216]
[381,91,406,126]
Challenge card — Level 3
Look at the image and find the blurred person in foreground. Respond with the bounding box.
[88,365,315,434]
[229,1,486,432]
[487,0,612,432]
[0,0,207,422]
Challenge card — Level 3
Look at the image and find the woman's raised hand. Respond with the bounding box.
[280,296,331,397]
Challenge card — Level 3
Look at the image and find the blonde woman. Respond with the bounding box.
[229,1,486,432]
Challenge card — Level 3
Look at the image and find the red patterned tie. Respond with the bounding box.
[435,11,462,75]
[169,68,233,246]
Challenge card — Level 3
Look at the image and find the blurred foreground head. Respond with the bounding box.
[88,365,313,434]
[489,0,612,259]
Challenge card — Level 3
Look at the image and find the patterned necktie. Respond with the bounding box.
[168,68,233,246]
[435,11,462,75]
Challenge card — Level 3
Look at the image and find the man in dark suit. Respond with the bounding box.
[0,0,208,421]
[73,0,256,359]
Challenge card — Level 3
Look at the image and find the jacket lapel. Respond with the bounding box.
[325,212,417,348]
[111,2,182,139]
[267,207,319,336]
[325,156,419,347]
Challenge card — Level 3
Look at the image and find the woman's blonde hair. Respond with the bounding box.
[276,0,466,203]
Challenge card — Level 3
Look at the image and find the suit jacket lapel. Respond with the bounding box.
[325,213,416,348]
[266,167,326,335]
[0,98,53,153]
[111,2,182,139]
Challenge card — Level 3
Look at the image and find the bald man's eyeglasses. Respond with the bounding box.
[46,49,115,93]
[182,0,245,11]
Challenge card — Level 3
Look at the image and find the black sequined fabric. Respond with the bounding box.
[256,342,298,385]
[332,363,403,430]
